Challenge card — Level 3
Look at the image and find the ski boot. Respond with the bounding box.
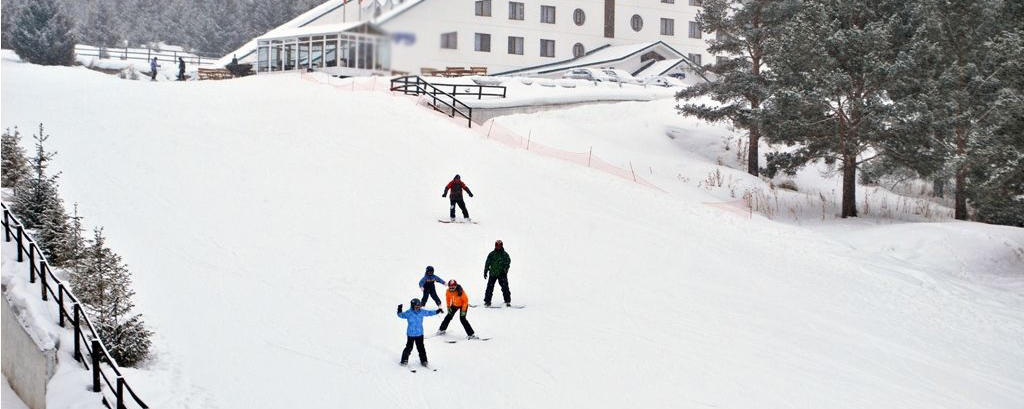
[467,335,479,340]
[436,330,446,336]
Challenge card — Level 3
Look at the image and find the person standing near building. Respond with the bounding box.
[396,299,443,367]
[483,240,511,307]
[177,57,186,81]
[150,57,158,81]
[437,281,478,339]
[418,266,445,308]
[442,174,473,221]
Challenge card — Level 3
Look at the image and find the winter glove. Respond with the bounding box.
[435,308,444,314]
[484,270,488,279]
[469,193,474,198]
[460,309,467,318]
[397,304,403,313]
[442,193,447,198]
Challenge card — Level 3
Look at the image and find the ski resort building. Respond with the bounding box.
[226,0,714,77]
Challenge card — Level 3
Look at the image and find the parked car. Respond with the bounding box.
[643,75,685,87]
[601,69,642,85]
[561,68,613,82]
[668,72,687,80]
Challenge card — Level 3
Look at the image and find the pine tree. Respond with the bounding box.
[72,227,152,367]
[7,0,77,66]
[12,124,63,229]
[2,127,31,188]
[677,0,798,176]
[762,0,908,218]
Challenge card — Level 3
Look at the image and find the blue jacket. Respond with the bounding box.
[150,59,157,70]
[397,308,440,337]
[419,273,445,288]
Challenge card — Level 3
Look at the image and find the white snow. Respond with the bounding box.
[2,53,1023,409]
[2,375,31,409]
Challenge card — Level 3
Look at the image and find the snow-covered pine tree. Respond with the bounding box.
[7,0,77,66]
[72,227,152,367]
[887,0,1007,221]
[2,127,31,188]
[762,0,908,218]
[677,0,798,176]
[11,124,64,229]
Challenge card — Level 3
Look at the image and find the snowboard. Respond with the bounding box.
[438,219,479,224]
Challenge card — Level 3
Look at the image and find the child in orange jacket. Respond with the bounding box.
[437,280,477,339]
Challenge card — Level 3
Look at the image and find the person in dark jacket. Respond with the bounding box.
[418,266,445,307]
[442,174,473,221]
[483,240,512,307]
[396,299,443,366]
[177,57,186,81]
[150,57,158,81]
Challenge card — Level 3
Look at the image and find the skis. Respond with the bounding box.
[404,363,437,373]
[482,304,525,309]
[446,337,492,343]
[438,219,479,224]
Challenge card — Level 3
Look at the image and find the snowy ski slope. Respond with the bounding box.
[2,54,1023,409]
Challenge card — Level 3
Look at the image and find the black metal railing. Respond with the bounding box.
[419,82,508,100]
[74,45,218,68]
[390,75,479,127]
[2,203,148,409]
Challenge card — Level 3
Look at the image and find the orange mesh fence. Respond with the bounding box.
[301,72,667,192]
[702,200,752,219]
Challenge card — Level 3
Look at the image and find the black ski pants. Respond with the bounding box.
[450,197,469,219]
[439,307,475,336]
[484,275,510,304]
[401,336,427,364]
[420,286,442,307]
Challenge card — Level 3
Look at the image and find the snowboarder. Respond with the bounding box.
[396,299,443,367]
[418,266,445,308]
[150,57,158,81]
[177,57,186,81]
[483,240,512,307]
[437,280,478,339]
[442,174,473,221]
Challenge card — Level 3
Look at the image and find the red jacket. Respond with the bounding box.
[444,179,473,199]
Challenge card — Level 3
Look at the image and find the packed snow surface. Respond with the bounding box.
[2,54,1023,409]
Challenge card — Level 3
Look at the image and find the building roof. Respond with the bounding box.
[257,21,384,40]
[217,0,355,66]
[494,41,685,76]
[375,0,429,25]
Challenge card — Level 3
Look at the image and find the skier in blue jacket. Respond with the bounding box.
[418,266,445,308]
[397,299,443,366]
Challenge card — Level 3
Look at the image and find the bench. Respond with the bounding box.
[198,67,233,80]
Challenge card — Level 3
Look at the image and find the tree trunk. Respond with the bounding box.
[841,154,858,218]
[954,127,968,220]
[747,126,760,177]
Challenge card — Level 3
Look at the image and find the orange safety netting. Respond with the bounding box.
[300,72,666,193]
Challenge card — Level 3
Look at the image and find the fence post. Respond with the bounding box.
[16,225,24,262]
[630,161,637,182]
[73,304,82,362]
[58,284,65,327]
[478,86,483,100]
[40,261,47,301]
[28,242,36,282]
[91,339,102,392]
[116,377,126,409]
[526,130,532,150]
[486,120,494,138]
[3,210,9,242]
[588,147,593,167]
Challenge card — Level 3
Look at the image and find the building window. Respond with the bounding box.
[540,39,555,57]
[689,0,703,5]
[475,0,491,16]
[541,5,556,24]
[630,15,643,32]
[475,33,491,52]
[572,43,585,58]
[688,53,702,65]
[662,0,675,3]
[660,18,674,35]
[441,32,457,49]
[509,2,525,20]
[716,56,729,66]
[689,21,702,38]
[573,8,585,26]
[508,36,524,55]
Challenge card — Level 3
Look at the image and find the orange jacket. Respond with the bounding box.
[446,288,470,311]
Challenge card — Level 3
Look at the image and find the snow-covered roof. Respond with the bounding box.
[375,0,428,25]
[634,58,696,77]
[495,41,685,76]
[256,21,382,41]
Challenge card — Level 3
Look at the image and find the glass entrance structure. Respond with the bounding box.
[255,22,391,77]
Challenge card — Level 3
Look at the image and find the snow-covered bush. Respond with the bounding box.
[1,127,30,188]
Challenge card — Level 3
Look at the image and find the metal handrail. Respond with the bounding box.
[390,75,476,127]
[2,203,149,409]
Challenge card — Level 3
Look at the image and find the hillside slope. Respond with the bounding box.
[2,56,1023,409]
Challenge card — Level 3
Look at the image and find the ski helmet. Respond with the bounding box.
[447,279,458,288]
[495,240,504,249]
[454,174,461,180]
[410,298,421,308]
[426,266,434,274]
